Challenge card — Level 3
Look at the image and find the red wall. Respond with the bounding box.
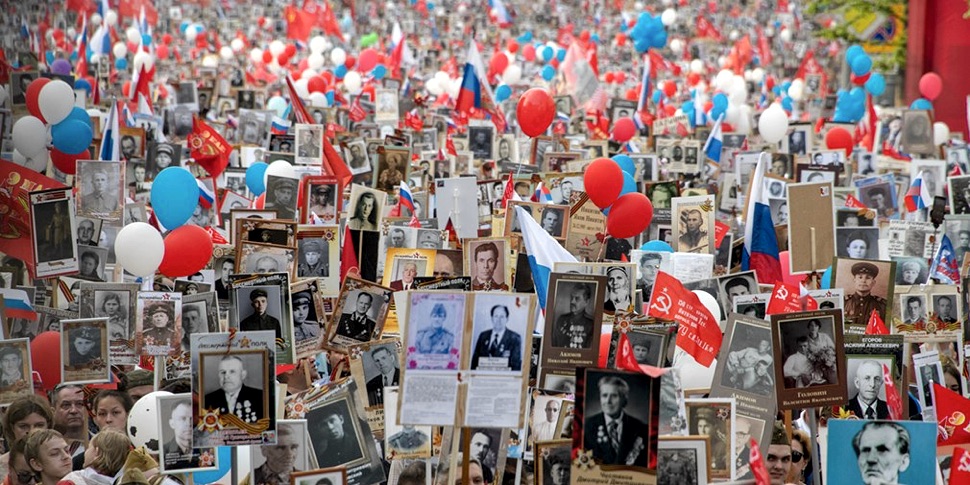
[906,0,970,138]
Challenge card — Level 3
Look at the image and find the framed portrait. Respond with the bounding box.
[60,318,110,385]
[900,109,936,155]
[295,225,339,290]
[826,420,936,484]
[302,176,340,224]
[535,439,571,485]
[304,396,369,469]
[796,163,839,184]
[349,338,402,411]
[657,436,712,485]
[683,399,735,479]
[467,292,532,373]
[29,188,78,278]
[671,195,715,254]
[403,291,466,370]
[228,271,293,361]
[540,273,607,371]
[289,468,348,485]
[770,309,847,410]
[464,238,511,292]
[468,125,495,160]
[832,257,896,331]
[347,184,387,232]
[9,71,38,106]
[136,291,182,355]
[236,242,295,277]
[76,160,124,221]
[375,89,399,122]
[0,338,31,405]
[263,175,299,221]
[577,368,659,471]
[948,175,970,214]
[181,291,220,347]
[326,277,392,350]
[157,394,219,473]
[375,147,409,193]
[78,282,138,344]
[837,334,904,420]
[249,420,311,481]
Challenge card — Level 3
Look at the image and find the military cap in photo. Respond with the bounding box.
[250,288,268,300]
[851,262,879,277]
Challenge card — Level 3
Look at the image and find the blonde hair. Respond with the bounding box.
[24,429,65,474]
[89,429,132,476]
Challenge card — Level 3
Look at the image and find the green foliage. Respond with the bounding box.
[805,0,908,72]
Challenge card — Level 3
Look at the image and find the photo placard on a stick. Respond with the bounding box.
[770,309,847,410]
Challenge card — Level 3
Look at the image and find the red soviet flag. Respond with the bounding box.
[949,447,970,482]
[647,271,722,367]
[765,282,802,315]
[749,438,770,485]
[934,383,970,445]
[865,309,890,335]
[187,116,230,178]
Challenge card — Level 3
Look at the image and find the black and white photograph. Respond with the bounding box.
[60,318,110,385]
[297,235,331,279]
[344,139,371,174]
[136,293,181,354]
[900,295,928,326]
[949,175,970,214]
[580,369,657,468]
[327,277,392,350]
[786,128,808,155]
[915,355,943,408]
[304,177,339,223]
[547,277,602,350]
[347,185,386,232]
[716,316,774,396]
[239,111,267,145]
[0,339,31,405]
[946,146,970,174]
[463,428,502,484]
[911,158,946,199]
[29,189,78,278]
[658,437,710,485]
[375,88,399,121]
[294,124,323,165]
[92,288,133,341]
[836,228,880,259]
[237,89,256,109]
[231,283,286,341]
[684,399,734,479]
[494,134,516,164]
[529,392,568,446]
[238,218,296,247]
[263,175,299,221]
[157,394,218,473]
[771,309,847,410]
[290,468,348,485]
[717,273,757,312]
[305,396,368,468]
[76,160,124,221]
[249,419,310,484]
[809,150,845,167]
[843,357,893,420]
[892,257,928,286]
[538,206,569,240]
[148,142,181,179]
[535,439,571,485]
[237,243,295,277]
[900,109,935,155]
[170,106,194,137]
[835,208,875,227]
[468,125,495,160]
[375,147,408,192]
[10,71,37,105]
[76,246,108,282]
[625,329,666,368]
[201,349,269,419]
[833,258,896,330]
[468,292,530,373]
[932,294,961,324]
[403,291,465,370]
[176,81,199,108]
[357,340,401,407]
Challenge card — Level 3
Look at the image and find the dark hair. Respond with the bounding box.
[93,390,134,415]
[353,192,379,225]
[2,395,53,445]
[81,251,100,267]
[101,293,122,313]
[490,305,509,318]
[474,242,499,260]
[572,283,593,301]
[724,277,750,292]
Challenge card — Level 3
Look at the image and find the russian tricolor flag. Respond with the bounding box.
[197,179,215,209]
[703,114,725,163]
[904,170,931,212]
[531,182,553,204]
[741,155,783,284]
[398,182,415,213]
[515,206,577,311]
[0,289,37,321]
[99,101,120,161]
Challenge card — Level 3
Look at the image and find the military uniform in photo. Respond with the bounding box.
[336,308,376,341]
[551,311,594,348]
[366,368,399,405]
[163,439,200,469]
[240,289,282,339]
[292,291,320,340]
[204,382,264,423]
[844,262,887,325]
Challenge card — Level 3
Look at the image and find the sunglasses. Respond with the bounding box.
[791,450,804,463]
[15,470,37,484]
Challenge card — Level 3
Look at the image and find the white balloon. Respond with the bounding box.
[125,27,141,45]
[0,85,6,106]
[715,69,734,91]
[690,59,705,74]
[692,289,722,322]
[434,71,450,84]
[725,103,740,125]
[309,36,327,54]
[717,56,728,68]
[788,79,805,101]
[729,77,747,105]
[765,27,775,37]
[308,92,328,108]
[264,161,297,187]
[185,27,197,42]
[736,104,753,135]
[115,222,164,276]
[90,13,102,25]
[250,48,264,64]
[269,40,285,57]
[669,38,684,55]
[132,51,153,72]
[104,10,118,26]
[933,122,950,146]
[426,78,443,96]
[231,38,245,52]
[293,79,310,99]
[127,391,173,452]
[112,42,128,59]
[12,150,46,172]
[13,116,47,158]
[201,55,219,68]
[758,104,789,144]
[343,71,362,94]
[446,79,461,99]
[661,8,677,26]
[780,28,792,43]
[301,69,318,80]
[502,64,522,85]
[751,67,765,84]
[39,81,75,125]
[330,47,346,66]
[307,53,325,70]
[219,46,234,60]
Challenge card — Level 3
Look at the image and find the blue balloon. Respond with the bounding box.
[556,49,567,62]
[633,36,650,54]
[45,52,55,67]
[682,101,695,114]
[151,167,199,230]
[781,96,793,111]
[651,90,662,104]
[541,46,554,62]
[372,64,387,80]
[51,120,93,155]
[142,34,152,46]
[495,84,511,102]
[115,58,127,70]
[865,72,886,96]
[64,107,91,127]
[911,98,932,110]
[191,447,233,484]
[640,240,674,253]
[649,29,667,49]
[851,55,872,76]
[845,45,864,66]
[246,162,268,196]
[518,31,533,42]
[590,33,600,43]
[612,155,636,176]
[541,65,555,81]
[820,265,833,289]
[712,93,728,111]
[325,91,335,106]
[74,78,92,92]
[620,172,637,195]
[772,86,782,96]
[334,64,347,79]
[180,21,191,33]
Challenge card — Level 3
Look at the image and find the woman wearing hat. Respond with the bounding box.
[70,327,101,366]
[143,304,175,348]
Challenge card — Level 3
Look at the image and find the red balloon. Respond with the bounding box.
[344,55,356,69]
[614,72,626,84]
[687,72,700,86]
[284,44,297,57]
[30,332,62,391]
[26,78,50,122]
[308,76,328,93]
[606,193,654,239]
[50,148,89,175]
[919,72,943,101]
[613,118,636,143]
[156,44,169,59]
[615,34,627,47]
[358,48,379,73]
[158,225,214,278]
[507,40,519,54]
[624,88,638,101]
[604,72,615,84]
[261,50,273,64]
[278,52,291,65]
[516,88,556,137]
[584,158,625,209]
[662,80,676,98]
[122,81,131,98]
[825,127,854,157]
[488,53,509,80]
[522,44,536,62]
[161,33,173,45]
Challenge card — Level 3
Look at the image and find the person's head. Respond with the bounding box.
[397,460,426,485]
[854,360,884,406]
[851,262,879,295]
[150,304,172,328]
[488,304,509,334]
[0,346,23,378]
[631,337,651,363]
[390,229,406,247]
[371,346,396,375]
[725,277,751,300]
[155,144,173,168]
[569,284,592,314]
[735,417,752,449]
[944,364,962,394]
[960,230,970,247]
[541,208,561,232]
[560,180,573,199]
[788,429,811,484]
[900,261,921,284]
[470,431,492,461]
[418,231,440,249]
[771,158,786,175]
[807,319,821,337]
[25,429,72,483]
[183,304,204,334]
[92,390,133,433]
[355,192,377,223]
[313,185,333,206]
[430,303,447,327]
[80,251,99,276]
[71,327,98,355]
[83,429,131,476]
[100,292,122,316]
[272,178,296,205]
[639,253,662,285]
[650,184,673,208]
[3,395,53,446]
[684,209,703,233]
[123,369,154,402]
[8,436,34,485]
[254,255,279,273]
[217,355,247,394]
[598,376,629,419]
[261,424,301,474]
[846,233,869,258]
[322,410,346,440]
[796,336,809,355]
[434,254,456,276]
[515,182,531,197]
[868,188,886,208]
[767,421,792,485]
[169,401,193,448]
[606,267,629,298]
[906,296,922,316]
[843,213,860,226]
[474,242,499,281]
[355,292,374,315]
[77,219,95,242]
[221,259,235,279]
[120,137,135,156]
[939,296,954,317]
[543,399,560,423]
[853,422,910,484]
[302,240,324,267]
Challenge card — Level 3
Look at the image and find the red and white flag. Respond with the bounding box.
[647,271,722,367]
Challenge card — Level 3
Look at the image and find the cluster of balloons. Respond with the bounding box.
[832,45,880,123]
[913,72,942,110]
[832,86,867,123]
[629,12,668,54]
[12,78,93,173]
[584,156,654,239]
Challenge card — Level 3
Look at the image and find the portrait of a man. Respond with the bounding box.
[470,241,509,291]
[252,421,306,484]
[582,374,650,467]
[239,288,282,339]
[203,354,264,422]
[265,176,298,220]
[551,283,595,349]
[291,291,319,341]
[81,168,120,215]
[389,261,419,292]
[335,292,377,342]
[470,304,523,371]
[364,345,399,406]
[298,239,329,278]
[307,400,364,467]
[845,360,890,419]
[0,346,25,388]
[853,422,911,484]
[162,399,200,469]
[843,262,888,327]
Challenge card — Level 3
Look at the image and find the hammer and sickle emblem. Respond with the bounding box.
[651,294,672,314]
[776,286,789,300]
